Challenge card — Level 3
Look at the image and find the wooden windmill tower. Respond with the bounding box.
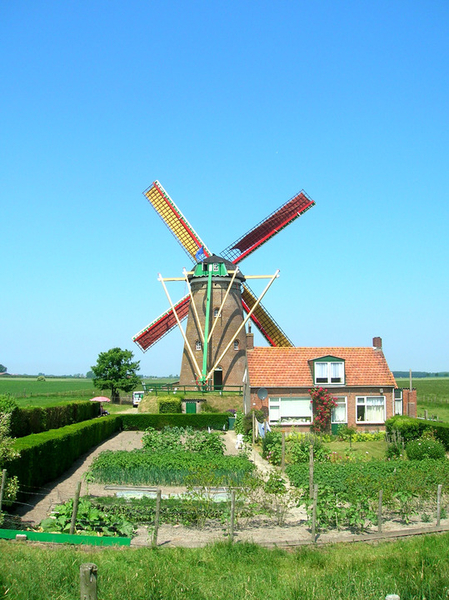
[133,181,315,389]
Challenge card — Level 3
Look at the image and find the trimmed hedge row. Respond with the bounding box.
[386,415,449,450]
[120,413,229,431]
[9,402,100,438]
[7,416,121,490]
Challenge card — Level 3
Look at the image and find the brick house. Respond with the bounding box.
[246,337,416,432]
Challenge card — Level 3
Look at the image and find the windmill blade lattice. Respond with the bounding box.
[241,283,293,347]
[144,181,211,262]
[221,190,315,265]
[133,295,190,352]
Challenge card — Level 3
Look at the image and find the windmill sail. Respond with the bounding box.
[144,181,211,262]
[241,284,293,347]
[221,190,315,264]
[133,295,190,352]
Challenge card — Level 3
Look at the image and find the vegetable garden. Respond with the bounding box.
[29,419,449,543]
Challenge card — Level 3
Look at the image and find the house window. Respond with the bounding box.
[331,397,347,424]
[394,389,403,415]
[356,396,385,423]
[315,361,344,384]
[233,340,239,350]
[213,307,220,318]
[213,263,219,272]
[269,397,312,425]
[195,340,202,351]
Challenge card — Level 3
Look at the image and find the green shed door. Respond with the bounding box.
[186,401,197,414]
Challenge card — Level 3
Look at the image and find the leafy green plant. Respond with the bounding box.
[40,497,134,537]
[406,435,446,460]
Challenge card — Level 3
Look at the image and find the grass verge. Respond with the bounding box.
[1,534,449,599]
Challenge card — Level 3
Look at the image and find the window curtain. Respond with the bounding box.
[331,400,346,423]
[366,397,384,422]
[331,362,343,381]
[315,363,328,381]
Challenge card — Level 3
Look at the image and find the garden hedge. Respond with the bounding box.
[7,416,121,491]
[120,413,229,431]
[386,415,449,450]
[9,401,100,438]
[158,396,182,413]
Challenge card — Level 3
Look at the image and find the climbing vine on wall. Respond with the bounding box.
[309,387,337,433]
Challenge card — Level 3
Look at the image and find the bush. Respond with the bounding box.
[8,401,100,438]
[120,413,229,431]
[6,416,121,491]
[406,435,446,461]
[158,396,182,414]
[386,415,449,450]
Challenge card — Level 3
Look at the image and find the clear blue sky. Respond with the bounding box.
[1,0,448,376]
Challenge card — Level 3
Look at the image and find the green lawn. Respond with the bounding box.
[1,535,448,599]
[324,440,387,460]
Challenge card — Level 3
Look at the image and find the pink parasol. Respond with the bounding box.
[90,396,111,403]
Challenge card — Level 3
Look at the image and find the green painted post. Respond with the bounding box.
[201,264,213,385]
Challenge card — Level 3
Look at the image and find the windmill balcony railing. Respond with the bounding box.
[141,382,244,396]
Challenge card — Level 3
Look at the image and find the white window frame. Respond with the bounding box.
[314,361,344,385]
[233,339,239,350]
[331,396,347,424]
[195,340,202,351]
[356,396,386,423]
[268,397,312,425]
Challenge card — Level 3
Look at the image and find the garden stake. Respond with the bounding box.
[230,489,236,540]
[70,481,82,535]
[436,484,442,526]
[281,432,285,472]
[152,489,162,548]
[378,489,383,533]
[80,563,97,600]
[309,445,314,499]
[311,483,318,543]
[0,469,6,514]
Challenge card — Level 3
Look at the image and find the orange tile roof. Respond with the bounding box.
[247,347,396,388]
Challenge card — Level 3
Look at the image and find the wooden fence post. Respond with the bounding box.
[378,489,383,533]
[436,484,442,526]
[0,469,7,514]
[152,489,162,548]
[311,484,318,543]
[70,481,82,535]
[281,432,286,472]
[80,563,98,600]
[309,445,314,499]
[230,489,236,540]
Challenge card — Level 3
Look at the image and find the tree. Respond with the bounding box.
[91,348,141,403]
[85,370,94,378]
[0,365,6,373]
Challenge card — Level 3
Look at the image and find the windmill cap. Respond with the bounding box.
[194,254,245,280]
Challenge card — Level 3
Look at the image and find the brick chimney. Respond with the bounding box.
[246,322,254,351]
[373,336,382,350]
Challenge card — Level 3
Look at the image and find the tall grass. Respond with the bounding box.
[1,535,449,599]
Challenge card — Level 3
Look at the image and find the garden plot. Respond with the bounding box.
[37,426,449,546]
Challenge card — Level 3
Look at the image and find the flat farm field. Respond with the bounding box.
[397,377,449,422]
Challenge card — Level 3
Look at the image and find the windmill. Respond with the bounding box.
[133,181,315,388]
